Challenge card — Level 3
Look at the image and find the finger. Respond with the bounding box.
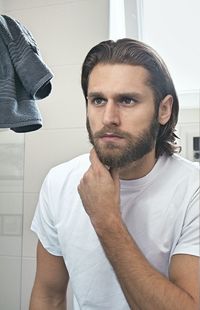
[89,148,99,164]
[90,148,106,171]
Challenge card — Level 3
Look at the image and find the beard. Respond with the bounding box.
[86,116,160,169]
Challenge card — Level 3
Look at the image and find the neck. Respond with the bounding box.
[119,149,157,180]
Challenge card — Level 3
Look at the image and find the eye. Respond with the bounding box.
[119,97,137,106]
[91,97,106,106]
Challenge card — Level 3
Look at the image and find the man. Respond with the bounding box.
[30,39,199,310]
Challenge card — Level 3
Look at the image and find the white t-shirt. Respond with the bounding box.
[31,153,200,310]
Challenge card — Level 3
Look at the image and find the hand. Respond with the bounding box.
[78,148,121,231]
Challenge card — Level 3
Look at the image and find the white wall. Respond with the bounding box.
[0,0,3,11]
[1,1,109,309]
[142,0,200,94]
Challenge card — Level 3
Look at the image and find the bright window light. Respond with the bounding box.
[109,0,125,40]
[142,0,200,98]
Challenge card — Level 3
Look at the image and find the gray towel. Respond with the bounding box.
[0,15,53,132]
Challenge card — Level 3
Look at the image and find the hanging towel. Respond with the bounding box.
[0,15,53,132]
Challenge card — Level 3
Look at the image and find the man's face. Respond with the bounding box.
[86,64,160,168]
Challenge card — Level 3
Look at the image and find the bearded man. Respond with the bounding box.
[30,39,199,310]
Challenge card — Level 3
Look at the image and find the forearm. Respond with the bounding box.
[29,286,67,310]
[95,217,198,310]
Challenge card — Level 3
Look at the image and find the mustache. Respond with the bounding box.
[93,127,132,139]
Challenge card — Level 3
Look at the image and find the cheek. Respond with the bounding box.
[123,110,152,126]
[87,109,102,131]
[122,107,155,134]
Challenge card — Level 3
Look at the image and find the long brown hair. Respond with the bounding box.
[81,38,180,157]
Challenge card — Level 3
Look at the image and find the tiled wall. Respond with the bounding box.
[0,0,109,309]
[0,131,24,310]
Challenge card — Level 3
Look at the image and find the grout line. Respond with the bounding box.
[0,254,23,258]
[20,256,36,260]
[0,255,36,261]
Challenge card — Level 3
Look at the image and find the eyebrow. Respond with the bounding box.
[87,92,104,99]
[87,91,143,100]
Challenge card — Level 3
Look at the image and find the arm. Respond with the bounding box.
[29,241,69,310]
[96,218,199,310]
[78,149,200,310]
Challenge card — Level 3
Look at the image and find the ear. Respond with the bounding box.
[158,95,173,125]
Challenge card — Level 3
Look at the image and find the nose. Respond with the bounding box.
[102,101,120,127]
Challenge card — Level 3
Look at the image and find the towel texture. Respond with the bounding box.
[0,15,53,132]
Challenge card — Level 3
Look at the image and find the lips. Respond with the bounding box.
[99,133,124,141]
[94,128,127,141]
[102,133,123,138]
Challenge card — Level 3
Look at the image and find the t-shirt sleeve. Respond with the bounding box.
[31,172,62,256]
[172,188,200,257]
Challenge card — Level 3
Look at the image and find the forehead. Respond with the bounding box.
[88,63,151,93]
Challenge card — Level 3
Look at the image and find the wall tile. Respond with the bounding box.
[20,257,36,310]
[38,64,87,129]
[0,256,21,310]
[5,0,109,66]
[0,216,2,234]
[2,214,22,235]
[0,193,23,214]
[0,142,24,180]
[0,179,23,193]
[0,235,22,256]
[4,0,87,11]
[0,131,24,193]
[22,193,39,257]
[67,281,74,310]
[24,127,91,193]
[0,130,24,144]
[0,0,4,12]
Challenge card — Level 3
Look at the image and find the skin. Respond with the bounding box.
[30,64,199,309]
[86,63,167,179]
[29,241,69,310]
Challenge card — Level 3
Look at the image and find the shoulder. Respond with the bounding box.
[163,154,199,179]
[171,154,199,169]
[158,154,199,198]
[171,154,199,182]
